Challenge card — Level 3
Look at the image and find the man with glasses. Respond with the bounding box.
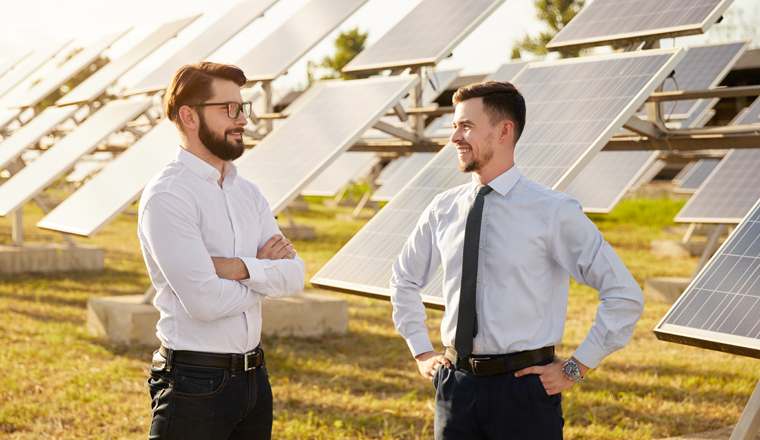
[139,62,305,439]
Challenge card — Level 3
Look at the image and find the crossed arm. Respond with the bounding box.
[211,234,296,280]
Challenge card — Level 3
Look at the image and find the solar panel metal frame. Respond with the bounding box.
[235,75,420,215]
[0,40,72,101]
[10,29,132,109]
[375,155,408,186]
[546,0,733,52]
[0,105,80,171]
[655,197,760,359]
[342,0,505,74]
[672,161,698,185]
[301,152,379,197]
[729,96,760,126]
[564,150,661,214]
[370,152,436,202]
[0,97,153,217]
[55,15,200,106]
[237,0,369,82]
[0,50,32,80]
[123,0,278,96]
[674,149,760,224]
[312,48,685,307]
[673,157,720,194]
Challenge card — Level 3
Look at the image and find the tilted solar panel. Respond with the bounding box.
[672,161,698,185]
[312,49,684,304]
[0,105,79,171]
[655,197,760,358]
[301,152,379,197]
[0,51,31,81]
[729,96,760,126]
[342,0,505,74]
[371,152,436,202]
[0,40,72,101]
[673,158,720,194]
[546,0,732,52]
[564,151,660,214]
[674,150,760,224]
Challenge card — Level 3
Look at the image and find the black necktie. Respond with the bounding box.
[455,184,493,360]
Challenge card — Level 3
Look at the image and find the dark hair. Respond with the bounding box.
[164,62,247,126]
[452,81,526,142]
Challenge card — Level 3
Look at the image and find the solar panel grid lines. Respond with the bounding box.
[301,152,379,197]
[312,48,686,304]
[0,105,80,171]
[235,75,420,215]
[546,0,732,52]
[10,29,132,110]
[509,48,685,191]
[342,0,505,74]
[672,161,698,184]
[370,152,436,202]
[237,0,369,82]
[674,150,760,224]
[0,97,153,217]
[55,15,201,107]
[563,150,660,214]
[660,41,749,121]
[0,40,73,101]
[730,96,760,126]
[124,0,279,96]
[375,155,408,186]
[673,157,720,193]
[655,197,760,358]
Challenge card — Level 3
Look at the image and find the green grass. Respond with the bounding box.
[1,194,757,439]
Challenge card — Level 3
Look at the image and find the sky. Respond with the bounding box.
[0,0,758,95]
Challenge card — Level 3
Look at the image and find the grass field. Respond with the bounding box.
[1,192,758,439]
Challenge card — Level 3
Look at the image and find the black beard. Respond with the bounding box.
[198,113,244,161]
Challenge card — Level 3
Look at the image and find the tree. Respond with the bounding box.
[307,28,369,85]
[31,47,111,111]
[511,0,585,59]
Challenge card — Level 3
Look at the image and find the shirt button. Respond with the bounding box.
[476,311,480,315]
[477,345,481,349]
[477,278,481,283]
[479,245,483,249]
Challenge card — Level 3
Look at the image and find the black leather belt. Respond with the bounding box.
[157,345,264,372]
[445,346,554,376]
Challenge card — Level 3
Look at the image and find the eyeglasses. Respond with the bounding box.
[186,101,253,119]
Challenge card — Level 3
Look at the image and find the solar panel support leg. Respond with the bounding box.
[33,195,75,247]
[262,80,273,134]
[141,285,156,305]
[729,378,760,440]
[682,223,697,243]
[409,68,424,137]
[11,210,23,246]
[690,223,727,280]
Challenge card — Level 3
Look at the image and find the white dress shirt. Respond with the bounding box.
[390,165,644,369]
[138,147,305,354]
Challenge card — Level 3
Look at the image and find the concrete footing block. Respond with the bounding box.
[651,239,707,257]
[87,292,348,346]
[279,224,317,241]
[0,243,104,274]
[644,277,692,304]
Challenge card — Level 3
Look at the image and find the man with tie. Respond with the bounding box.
[389,81,644,439]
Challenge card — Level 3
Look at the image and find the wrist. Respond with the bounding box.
[236,258,250,280]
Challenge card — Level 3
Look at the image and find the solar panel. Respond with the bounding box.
[10,29,131,109]
[730,96,760,126]
[235,75,419,214]
[0,40,72,101]
[672,161,698,185]
[0,50,31,80]
[655,197,760,358]
[123,0,278,96]
[342,0,505,74]
[673,158,720,194]
[0,105,79,171]
[301,152,379,197]
[236,0,369,82]
[0,97,153,217]
[55,15,200,106]
[37,88,259,237]
[674,150,760,224]
[312,48,684,303]
[37,120,180,237]
[564,151,660,214]
[660,42,748,121]
[375,156,408,186]
[546,0,733,52]
[370,152,436,202]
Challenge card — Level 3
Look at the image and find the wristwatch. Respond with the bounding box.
[561,358,584,383]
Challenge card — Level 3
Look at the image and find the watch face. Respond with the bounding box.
[563,361,579,377]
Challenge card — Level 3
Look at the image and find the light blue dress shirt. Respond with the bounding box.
[390,165,644,368]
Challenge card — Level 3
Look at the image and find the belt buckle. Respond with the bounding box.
[244,351,260,371]
[469,357,487,376]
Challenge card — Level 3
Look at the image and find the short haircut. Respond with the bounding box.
[164,62,247,126]
[452,81,526,142]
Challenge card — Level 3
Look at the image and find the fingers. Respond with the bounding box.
[514,365,543,377]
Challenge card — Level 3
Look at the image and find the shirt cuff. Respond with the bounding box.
[406,332,435,357]
[572,338,610,370]
[239,257,266,286]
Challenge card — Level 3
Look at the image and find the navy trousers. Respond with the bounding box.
[148,361,273,440]
[433,358,564,440]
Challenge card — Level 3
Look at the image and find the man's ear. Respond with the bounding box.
[178,105,198,131]
[498,119,515,143]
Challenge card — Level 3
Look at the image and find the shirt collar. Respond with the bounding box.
[176,146,237,184]
[470,165,522,197]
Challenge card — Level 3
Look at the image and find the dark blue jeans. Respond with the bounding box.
[433,358,563,440]
[148,360,273,440]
